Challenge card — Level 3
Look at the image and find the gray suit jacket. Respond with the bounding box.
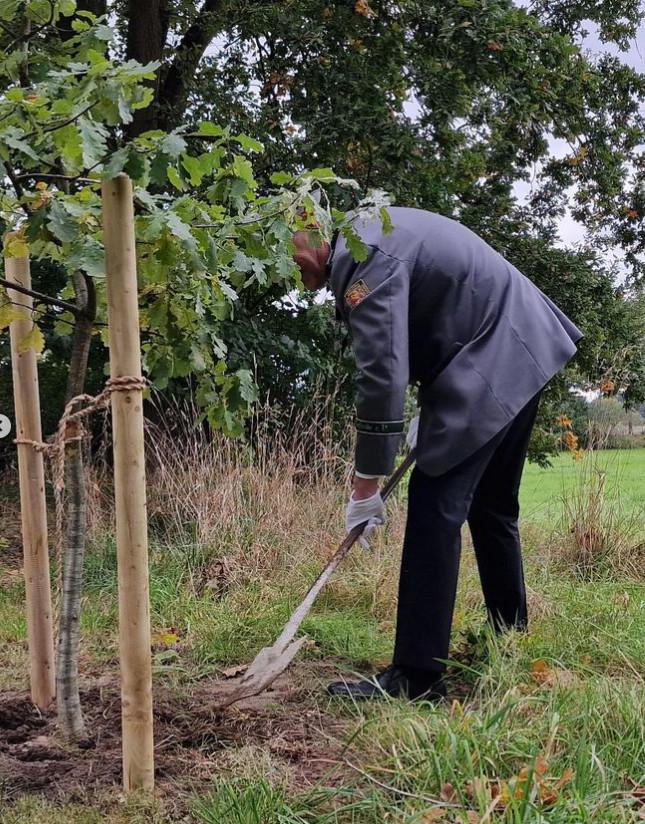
[328,207,583,477]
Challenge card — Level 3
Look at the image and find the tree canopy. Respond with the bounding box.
[1,0,644,459]
[95,0,645,280]
[0,0,388,440]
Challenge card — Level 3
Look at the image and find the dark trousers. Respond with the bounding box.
[393,392,541,673]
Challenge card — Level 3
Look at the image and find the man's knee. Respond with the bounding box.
[468,495,520,525]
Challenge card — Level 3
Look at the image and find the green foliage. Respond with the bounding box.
[0,2,386,436]
[188,0,645,280]
[135,0,645,442]
[1,0,643,457]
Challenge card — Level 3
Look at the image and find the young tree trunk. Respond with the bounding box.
[56,271,96,741]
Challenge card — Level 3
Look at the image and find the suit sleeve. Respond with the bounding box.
[345,252,410,476]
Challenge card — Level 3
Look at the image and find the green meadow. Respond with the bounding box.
[520,448,645,523]
[1,447,643,823]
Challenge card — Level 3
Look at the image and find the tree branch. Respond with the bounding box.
[3,158,32,217]
[40,103,96,135]
[1,297,107,328]
[157,0,224,131]
[0,19,18,38]
[0,277,81,315]
[15,173,99,186]
[5,1,56,52]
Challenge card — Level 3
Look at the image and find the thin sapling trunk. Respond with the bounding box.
[56,271,96,741]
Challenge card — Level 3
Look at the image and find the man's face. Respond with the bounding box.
[293,230,330,290]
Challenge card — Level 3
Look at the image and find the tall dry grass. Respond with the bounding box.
[82,391,347,530]
[10,388,405,638]
[145,393,347,544]
[559,446,644,581]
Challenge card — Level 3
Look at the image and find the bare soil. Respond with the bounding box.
[0,671,349,816]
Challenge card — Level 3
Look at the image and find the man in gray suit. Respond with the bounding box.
[293,207,582,700]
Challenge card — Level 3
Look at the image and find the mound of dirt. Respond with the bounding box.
[0,671,347,813]
[0,684,226,805]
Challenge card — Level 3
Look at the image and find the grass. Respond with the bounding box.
[519,448,645,523]
[0,424,643,823]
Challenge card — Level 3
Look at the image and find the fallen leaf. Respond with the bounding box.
[513,767,531,800]
[530,659,552,684]
[441,782,458,803]
[466,777,490,800]
[529,660,577,688]
[552,768,574,790]
[152,629,180,645]
[537,784,558,806]
[495,781,511,806]
[613,591,630,608]
[221,664,247,679]
[534,755,549,776]
[420,810,445,822]
[536,765,574,807]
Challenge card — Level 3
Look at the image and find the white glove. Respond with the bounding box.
[345,491,386,549]
[406,414,419,450]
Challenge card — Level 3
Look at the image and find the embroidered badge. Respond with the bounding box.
[345,279,370,308]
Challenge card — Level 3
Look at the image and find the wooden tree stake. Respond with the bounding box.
[101,175,154,792]
[4,237,56,710]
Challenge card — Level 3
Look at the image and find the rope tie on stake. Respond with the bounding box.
[13,375,149,613]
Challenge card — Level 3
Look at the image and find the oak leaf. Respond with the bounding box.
[4,233,29,258]
[18,325,45,354]
[0,304,28,330]
[355,0,375,17]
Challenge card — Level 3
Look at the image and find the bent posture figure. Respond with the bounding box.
[293,207,582,700]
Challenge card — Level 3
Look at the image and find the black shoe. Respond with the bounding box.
[327,665,446,702]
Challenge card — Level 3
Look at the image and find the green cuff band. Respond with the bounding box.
[355,419,404,435]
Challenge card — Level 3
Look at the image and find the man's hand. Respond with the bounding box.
[346,485,386,549]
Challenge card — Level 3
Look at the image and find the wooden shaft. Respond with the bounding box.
[5,245,56,710]
[272,449,416,651]
[101,175,154,792]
